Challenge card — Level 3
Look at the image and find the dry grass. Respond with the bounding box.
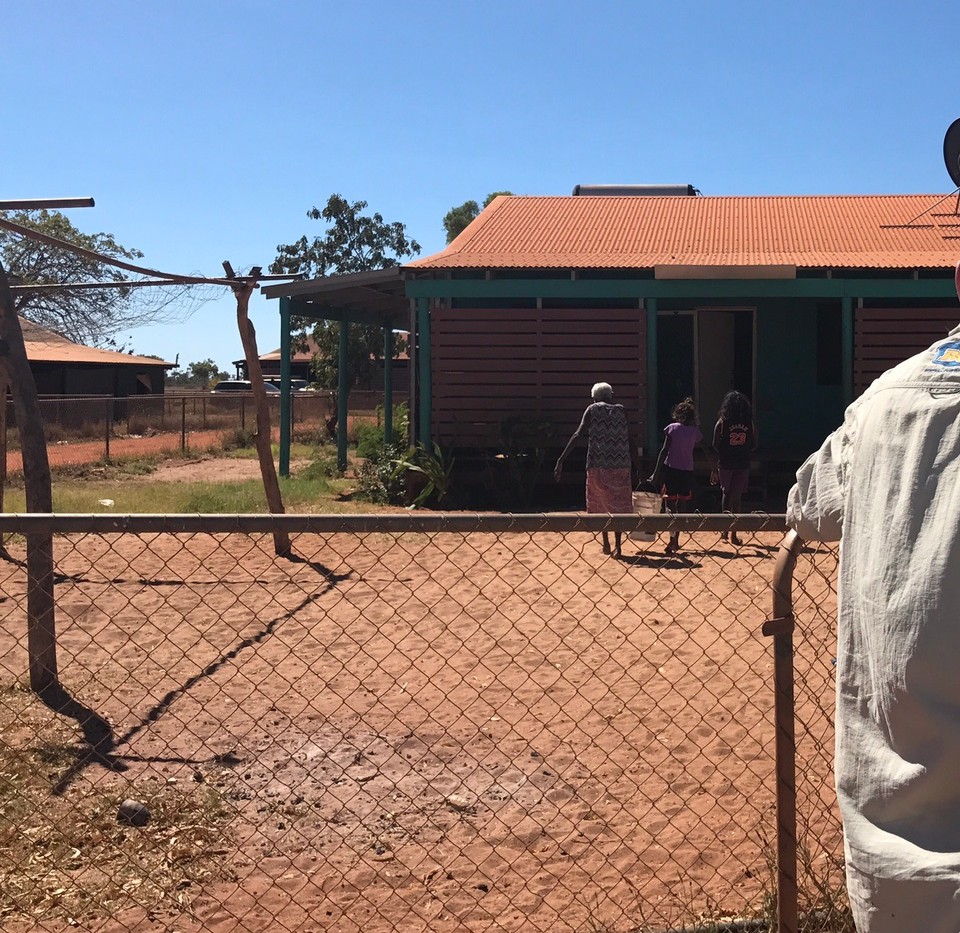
[613,837,853,933]
[0,683,234,927]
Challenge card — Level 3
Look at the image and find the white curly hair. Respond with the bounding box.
[591,382,614,402]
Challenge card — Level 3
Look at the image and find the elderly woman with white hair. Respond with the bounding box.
[554,382,637,558]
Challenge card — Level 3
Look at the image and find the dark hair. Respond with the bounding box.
[672,397,697,426]
[718,390,752,423]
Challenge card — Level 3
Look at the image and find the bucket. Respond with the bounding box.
[630,489,661,541]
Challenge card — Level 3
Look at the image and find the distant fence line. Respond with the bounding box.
[2,390,408,471]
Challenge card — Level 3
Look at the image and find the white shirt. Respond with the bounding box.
[788,322,960,932]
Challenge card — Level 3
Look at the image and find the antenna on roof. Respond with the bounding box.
[943,119,960,212]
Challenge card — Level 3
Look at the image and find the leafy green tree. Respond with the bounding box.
[483,191,513,207]
[188,359,228,388]
[167,358,229,389]
[271,195,420,390]
[0,209,190,348]
[442,191,513,243]
[442,200,479,244]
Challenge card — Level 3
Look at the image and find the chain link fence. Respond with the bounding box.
[783,534,847,932]
[0,514,842,932]
[3,392,406,475]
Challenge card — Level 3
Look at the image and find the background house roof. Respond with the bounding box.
[258,335,321,365]
[20,317,174,367]
[232,336,409,368]
[407,194,960,271]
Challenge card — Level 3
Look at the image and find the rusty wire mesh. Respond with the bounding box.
[0,514,842,932]
[788,539,845,931]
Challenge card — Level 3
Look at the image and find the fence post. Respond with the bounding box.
[0,386,6,549]
[241,396,245,431]
[105,398,111,461]
[765,529,804,933]
[181,397,187,451]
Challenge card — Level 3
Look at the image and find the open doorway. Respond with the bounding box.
[696,309,754,429]
[656,308,754,433]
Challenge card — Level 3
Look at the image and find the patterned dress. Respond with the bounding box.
[579,402,632,513]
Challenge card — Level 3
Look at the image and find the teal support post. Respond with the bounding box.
[842,296,854,407]
[279,298,292,477]
[337,320,349,472]
[383,326,393,445]
[646,299,658,458]
[417,298,431,447]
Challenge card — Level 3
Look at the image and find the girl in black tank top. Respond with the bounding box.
[711,391,757,545]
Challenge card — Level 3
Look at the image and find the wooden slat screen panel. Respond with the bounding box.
[432,308,646,449]
[855,308,959,393]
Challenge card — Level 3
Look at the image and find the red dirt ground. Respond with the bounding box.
[6,431,229,474]
[7,413,377,475]
[0,527,840,933]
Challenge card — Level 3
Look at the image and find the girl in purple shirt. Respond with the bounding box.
[648,397,702,554]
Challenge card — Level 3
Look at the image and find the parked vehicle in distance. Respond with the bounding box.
[211,379,281,394]
[264,377,311,392]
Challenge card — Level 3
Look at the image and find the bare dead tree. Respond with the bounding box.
[0,262,56,693]
[0,360,7,550]
[225,262,291,558]
[0,213,301,693]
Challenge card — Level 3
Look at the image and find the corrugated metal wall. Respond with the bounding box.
[855,307,959,394]
[431,307,646,449]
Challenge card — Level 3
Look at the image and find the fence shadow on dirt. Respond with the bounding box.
[0,513,842,933]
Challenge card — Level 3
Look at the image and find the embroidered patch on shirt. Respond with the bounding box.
[933,342,960,367]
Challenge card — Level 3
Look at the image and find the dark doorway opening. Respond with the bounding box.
[656,313,695,431]
[697,309,754,428]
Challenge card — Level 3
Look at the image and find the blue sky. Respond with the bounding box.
[5,0,959,370]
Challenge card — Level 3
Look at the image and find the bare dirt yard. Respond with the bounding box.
[0,526,840,933]
[149,456,313,484]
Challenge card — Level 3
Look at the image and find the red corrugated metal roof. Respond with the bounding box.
[408,194,960,270]
[253,337,410,364]
[257,336,321,364]
[20,317,173,367]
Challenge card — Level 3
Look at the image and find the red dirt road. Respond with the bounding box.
[6,430,228,474]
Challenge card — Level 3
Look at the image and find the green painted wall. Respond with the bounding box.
[755,303,843,452]
[401,278,957,456]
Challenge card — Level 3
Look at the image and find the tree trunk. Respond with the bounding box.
[0,264,57,693]
[232,278,291,557]
[0,362,6,546]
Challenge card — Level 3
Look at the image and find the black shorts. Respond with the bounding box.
[661,465,694,500]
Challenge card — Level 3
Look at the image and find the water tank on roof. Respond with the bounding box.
[571,184,699,196]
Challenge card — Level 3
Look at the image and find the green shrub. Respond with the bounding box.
[220,427,257,450]
[356,403,410,460]
[485,415,555,509]
[356,436,408,505]
[292,426,330,446]
[298,450,340,480]
[356,422,386,459]
[391,442,455,509]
